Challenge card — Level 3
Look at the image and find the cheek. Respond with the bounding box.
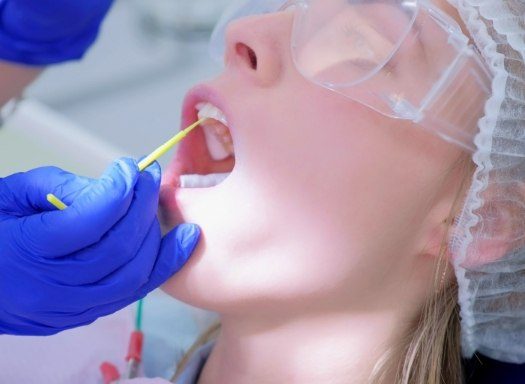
[257,85,415,223]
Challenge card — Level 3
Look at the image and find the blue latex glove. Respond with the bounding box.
[0,0,114,65]
[0,158,200,336]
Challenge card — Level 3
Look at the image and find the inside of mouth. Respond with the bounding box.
[176,105,236,189]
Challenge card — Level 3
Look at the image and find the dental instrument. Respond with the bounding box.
[99,300,144,383]
[125,300,144,379]
[46,118,207,211]
[137,118,207,172]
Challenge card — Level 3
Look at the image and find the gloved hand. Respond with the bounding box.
[0,0,114,65]
[0,158,200,336]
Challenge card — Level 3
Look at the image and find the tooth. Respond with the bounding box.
[197,102,228,126]
[202,122,232,160]
[180,173,230,188]
[213,124,228,135]
[196,102,234,161]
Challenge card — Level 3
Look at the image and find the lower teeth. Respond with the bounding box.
[180,173,230,188]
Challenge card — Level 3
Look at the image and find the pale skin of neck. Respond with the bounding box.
[198,309,410,384]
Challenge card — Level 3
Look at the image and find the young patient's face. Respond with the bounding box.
[159,0,471,316]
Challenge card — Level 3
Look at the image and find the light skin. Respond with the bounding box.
[159,1,475,383]
[0,62,41,106]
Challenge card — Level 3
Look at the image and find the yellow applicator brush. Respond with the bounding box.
[136,118,206,172]
[47,118,207,210]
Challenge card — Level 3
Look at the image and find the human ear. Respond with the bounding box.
[417,202,456,261]
[454,188,524,268]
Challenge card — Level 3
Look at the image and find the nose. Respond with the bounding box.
[223,12,293,87]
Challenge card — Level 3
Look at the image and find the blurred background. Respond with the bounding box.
[0,1,233,380]
[0,0,233,177]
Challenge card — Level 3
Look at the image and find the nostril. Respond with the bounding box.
[235,42,258,70]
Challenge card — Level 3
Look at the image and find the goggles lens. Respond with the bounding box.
[291,0,417,87]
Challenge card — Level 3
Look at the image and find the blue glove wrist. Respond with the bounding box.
[0,0,114,65]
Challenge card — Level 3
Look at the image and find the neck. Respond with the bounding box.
[198,308,409,384]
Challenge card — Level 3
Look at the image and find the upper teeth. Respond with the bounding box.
[197,102,228,126]
[197,102,234,161]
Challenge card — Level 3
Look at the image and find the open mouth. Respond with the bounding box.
[164,93,236,191]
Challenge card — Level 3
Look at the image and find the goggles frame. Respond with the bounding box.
[210,0,492,152]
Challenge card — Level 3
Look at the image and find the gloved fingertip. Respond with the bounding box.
[115,157,140,176]
[102,157,139,179]
[150,161,162,177]
[141,161,162,187]
[98,157,140,197]
[175,223,201,263]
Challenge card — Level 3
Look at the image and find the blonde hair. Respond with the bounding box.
[171,155,475,384]
[369,274,462,384]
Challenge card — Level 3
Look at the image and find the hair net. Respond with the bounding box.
[446,0,525,364]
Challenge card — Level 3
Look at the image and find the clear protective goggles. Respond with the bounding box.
[210,0,493,152]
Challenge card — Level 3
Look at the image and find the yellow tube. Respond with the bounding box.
[138,118,206,171]
[47,193,68,210]
[47,118,206,211]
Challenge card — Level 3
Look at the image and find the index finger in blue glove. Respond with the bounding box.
[15,158,141,258]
